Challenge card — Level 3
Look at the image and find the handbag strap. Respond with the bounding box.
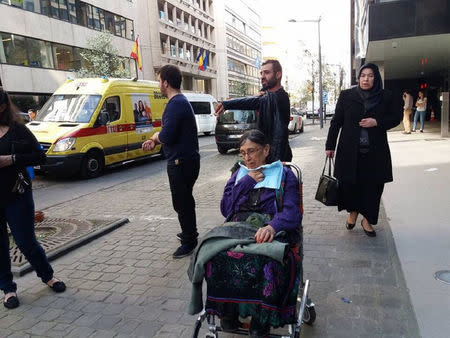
[322,156,335,176]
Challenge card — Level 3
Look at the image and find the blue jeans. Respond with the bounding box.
[413,110,426,131]
[0,189,54,294]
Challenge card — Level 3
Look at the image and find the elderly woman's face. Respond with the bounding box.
[359,68,375,90]
[240,139,269,169]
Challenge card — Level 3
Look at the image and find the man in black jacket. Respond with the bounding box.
[215,59,292,162]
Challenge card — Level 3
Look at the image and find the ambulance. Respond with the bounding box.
[27,77,167,178]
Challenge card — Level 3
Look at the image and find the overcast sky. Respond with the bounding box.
[260,0,351,90]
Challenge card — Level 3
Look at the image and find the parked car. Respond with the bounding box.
[288,113,304,133]
[183,93,217,136]
[325,104,336,117]
[215,109,258,154]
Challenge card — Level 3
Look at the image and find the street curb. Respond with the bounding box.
[380,204,422,338]
[12,217,129,277]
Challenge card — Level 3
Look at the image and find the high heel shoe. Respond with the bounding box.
[361,220,376,237]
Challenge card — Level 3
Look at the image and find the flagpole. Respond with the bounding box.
[135,35,139,79]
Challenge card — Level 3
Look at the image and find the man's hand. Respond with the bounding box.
[359,118,377,128]
[0,155,13,168]
[214,102,225,116]
[254,225,275,243]
[325,150,335,158]
[142,139,156,151]
[248,170,264,182]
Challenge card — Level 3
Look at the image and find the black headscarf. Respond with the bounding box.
[356,63,383,112]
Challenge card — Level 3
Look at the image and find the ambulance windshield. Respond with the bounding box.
[37,94,101,123]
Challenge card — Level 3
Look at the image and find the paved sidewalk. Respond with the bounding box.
[0,126,419,337]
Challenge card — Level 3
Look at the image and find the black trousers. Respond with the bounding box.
[167,158,200,245]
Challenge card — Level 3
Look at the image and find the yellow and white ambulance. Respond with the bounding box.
[27,77,167,178]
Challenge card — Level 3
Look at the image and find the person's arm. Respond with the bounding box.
[376,91,403,130]
[325,90,345,154]
[268,169,302,233]
[220,171,257,218]
[222,96,261,111]
[12,124,46,167]
[158,102,181,145]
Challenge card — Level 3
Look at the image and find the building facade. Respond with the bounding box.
[214,0,262,100]
[0,0,138,110]
[0,0,217,111]
[153,0,217,96]
[351,0,450,120]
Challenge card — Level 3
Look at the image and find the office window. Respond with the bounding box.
[0,33,27,66]
[115,15,126,38]
[186,49,191,61]
[53,43,73,70]
[159,10,165,20]
[58,0,68,21]
[68,0,76,23]
[49,0,58,18]
[24,0,40,12]
[86,3,94,28]
[76,1,88,26]
[26,38,54,68]
[170,44,176,57]
[179,47,183,59]
[104,11,115,34]
[92,7,102,30]
[161,40,167,54]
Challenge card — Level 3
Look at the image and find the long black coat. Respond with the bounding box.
[325,87,402,184]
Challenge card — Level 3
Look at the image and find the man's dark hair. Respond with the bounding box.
[158,65,182,90]
[262,59,282,74]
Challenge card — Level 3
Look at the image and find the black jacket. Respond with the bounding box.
[0,123,46,205]
[325,87,402,184]
[222,89,292,161]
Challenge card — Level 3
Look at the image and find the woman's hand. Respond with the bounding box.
[254,225,275,243]
[326,150,335,158]
[359,118,377,128]
[248,170,264,182]
[0,155,13,168]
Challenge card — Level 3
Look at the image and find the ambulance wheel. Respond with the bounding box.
[81,150,104,179]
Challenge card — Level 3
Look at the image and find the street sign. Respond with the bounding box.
[322,90,328,104]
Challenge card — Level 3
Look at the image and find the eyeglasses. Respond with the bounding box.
[239,147,263,158]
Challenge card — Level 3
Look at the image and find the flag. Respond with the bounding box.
[130,37,142,71]
[197,50,204,70]
[202,51,209,70]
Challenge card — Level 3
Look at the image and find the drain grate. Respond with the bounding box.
[434,270,450,285]
[9,217,128,275]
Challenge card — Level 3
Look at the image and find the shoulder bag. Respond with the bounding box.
[315,157,339,206]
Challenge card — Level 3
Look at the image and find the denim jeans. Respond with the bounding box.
[413,110,426,131]
[0,189,54,294]
[167,158,200,245]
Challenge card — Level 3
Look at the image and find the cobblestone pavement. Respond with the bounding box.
[0,126,420,338]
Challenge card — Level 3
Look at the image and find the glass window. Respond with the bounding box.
[190,102,210,115]
[53,43,73,70]
[178,47,183,59]
[58,0,68,21]
[161,40,167,54]
[100,96,121,123]
[159,10,165,20]
[68,0,76,23]
[218,110,256,124]
[76,1,88,26]
[86,3,94,28]
[26,38,54,68]
[186,49,191,61]
[10,0,23,8]
[0,33,27,66]
[115,15,126,38]
[170,44,176,57]
[104,11,115,34]
[126,19,133,39]
[92,7,101,30]
[37,94,101,123]
[24,0,40,12]
[49,0,58,18]
[98,8,105,31]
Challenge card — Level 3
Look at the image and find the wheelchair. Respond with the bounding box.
[192,163,316,338]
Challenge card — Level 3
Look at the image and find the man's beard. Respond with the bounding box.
[261,77,277,90]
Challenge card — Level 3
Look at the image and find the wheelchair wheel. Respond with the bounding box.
[302,305,316,325]
[192,319,202,338]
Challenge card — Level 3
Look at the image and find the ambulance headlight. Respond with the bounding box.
[53,138,76,152]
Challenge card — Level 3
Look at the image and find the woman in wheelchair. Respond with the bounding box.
[188,129,302,337]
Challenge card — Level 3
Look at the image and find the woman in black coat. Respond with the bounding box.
[0,89,66,309]
[325,63,402,237]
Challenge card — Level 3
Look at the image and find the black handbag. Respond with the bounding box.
[315,157,339,206]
